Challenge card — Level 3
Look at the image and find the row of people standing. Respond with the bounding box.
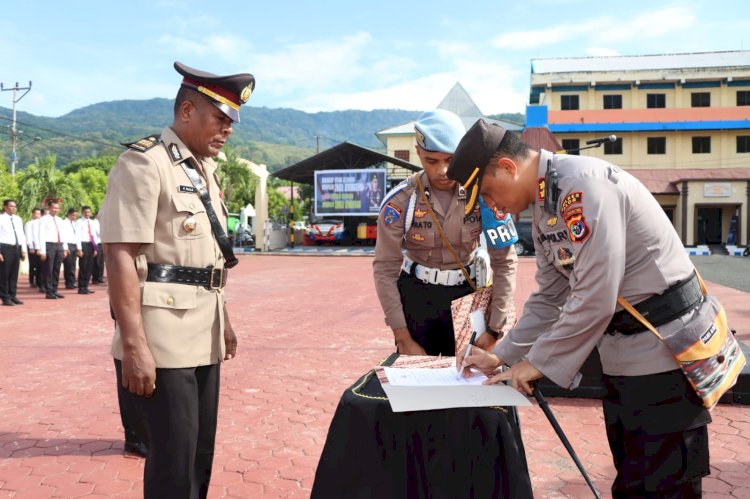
[0,199,104,305]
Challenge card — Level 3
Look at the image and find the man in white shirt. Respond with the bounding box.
[91,210,105,284]
[24,208,43,289]
[39,200,69,299]
[0,199,28,306]
[74,206,98,295]
[62,208,82,289]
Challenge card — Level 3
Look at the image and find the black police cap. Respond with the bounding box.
[174,61,255,123]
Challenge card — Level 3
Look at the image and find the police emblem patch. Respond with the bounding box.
[169,143,182,161]
[414,208,428,218]
[561,192,582,213]
[383,202,402,225]
[566,214,590,243]
[563,206,583,222]
[411,233,425,242]
[546,216,558,227]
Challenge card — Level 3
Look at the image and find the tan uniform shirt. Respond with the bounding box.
[496,149,691,388]
[373,172,517,330]
[99,126,227,368]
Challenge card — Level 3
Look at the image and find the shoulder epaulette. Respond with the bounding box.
[121,134,161,152]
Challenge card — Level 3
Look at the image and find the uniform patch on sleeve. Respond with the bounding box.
[563,206,583,222]
[566,213,590,243]
[561,192,582,213]
[382,202,402,225]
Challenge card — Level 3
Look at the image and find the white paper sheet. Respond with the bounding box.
[383,366,486,386]
[380,383,532,412]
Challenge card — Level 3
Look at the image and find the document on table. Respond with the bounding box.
[383,366,486,386]
[380,366,532,412]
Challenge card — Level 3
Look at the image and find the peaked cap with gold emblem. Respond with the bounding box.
[174,61,255,123]
[446,118,507,215]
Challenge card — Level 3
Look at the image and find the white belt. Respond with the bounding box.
[402,256,475,286]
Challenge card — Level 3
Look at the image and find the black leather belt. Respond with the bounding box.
[146,263,227,290]
[606,271,703,335]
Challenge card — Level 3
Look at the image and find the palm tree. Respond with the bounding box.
[17,155,84,215]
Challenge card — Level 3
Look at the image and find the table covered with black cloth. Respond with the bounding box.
[311,354,533,499]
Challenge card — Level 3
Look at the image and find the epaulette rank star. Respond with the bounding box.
[121,134,161,152]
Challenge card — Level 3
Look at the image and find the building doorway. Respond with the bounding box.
[696,207,723,244]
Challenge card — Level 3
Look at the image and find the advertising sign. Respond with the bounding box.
[314,169,387,216]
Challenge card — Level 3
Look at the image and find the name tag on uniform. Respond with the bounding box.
[178,185,197,193]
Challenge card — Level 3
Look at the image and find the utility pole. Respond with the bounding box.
[1,81,33,176]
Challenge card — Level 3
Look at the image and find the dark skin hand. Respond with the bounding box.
[393,326,427,355]
[105,243,157,398]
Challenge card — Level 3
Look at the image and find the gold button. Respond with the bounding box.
[167,296,174,305]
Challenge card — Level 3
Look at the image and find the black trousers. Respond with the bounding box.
[0,243,21,301]
[92,243,104,282]
[78,242,96,291]
[603,369,711,498]
[44,242,65,294]
[28,251,41,287]
[397,270,473,356]
[63,243,77,287]
[115,359,220,499]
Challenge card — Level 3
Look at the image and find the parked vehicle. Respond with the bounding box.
[513,221,535,256]
[308,219,348,244]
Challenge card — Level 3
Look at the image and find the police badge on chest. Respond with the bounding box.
[183,216,198,233]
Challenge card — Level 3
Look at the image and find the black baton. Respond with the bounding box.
[532,386,601,499]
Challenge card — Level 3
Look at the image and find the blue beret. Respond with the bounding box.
[414,109,466,154]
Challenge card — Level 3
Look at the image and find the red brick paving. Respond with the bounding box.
[0,255,748,498]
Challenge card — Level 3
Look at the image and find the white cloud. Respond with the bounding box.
[586,47,621,57]
[157,34,252,63]
[491,6,696,50]
[249,32,374,95]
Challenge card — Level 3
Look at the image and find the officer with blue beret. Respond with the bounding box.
[373,110,519,356]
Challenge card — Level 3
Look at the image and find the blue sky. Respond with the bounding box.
[1,0,748,118]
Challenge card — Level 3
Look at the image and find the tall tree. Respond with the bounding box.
[215,147,258,213]
[0,160,20,206]
[17,155,84,215]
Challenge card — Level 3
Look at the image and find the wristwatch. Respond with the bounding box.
[485,327,500,339]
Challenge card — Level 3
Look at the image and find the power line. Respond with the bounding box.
[0,81,32,175]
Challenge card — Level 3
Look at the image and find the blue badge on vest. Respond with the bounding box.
[479,197,518,249]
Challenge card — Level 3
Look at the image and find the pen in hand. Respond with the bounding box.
[457,331,477,380]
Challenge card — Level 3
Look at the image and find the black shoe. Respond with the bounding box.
[46,293,57,299]
[38,287,47,293]
[10,297,23,305]
[54,293,65,299]
[65,285,77,290]
[2,300,14,306]
[78,289,95,294]
[124,440,147,457]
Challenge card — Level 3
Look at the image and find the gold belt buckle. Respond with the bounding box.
[209,267,223,290]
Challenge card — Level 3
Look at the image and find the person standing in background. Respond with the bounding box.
[0,199,28,306]
[62,207,81,289]
[24,208,43,289]
[74,206,98,295]
[39,200,69,299]
[91,210,105,285]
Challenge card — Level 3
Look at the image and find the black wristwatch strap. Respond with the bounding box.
[485,328,500,339]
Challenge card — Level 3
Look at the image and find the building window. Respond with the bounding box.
[603,94,622,109]
[647,137,666,154]
[692,136,711,154]
[560,95,579,110]
[561,139,580,155]
[737,91,750,106]
[604,137,623,155]
[394,149,410,161]
[691,92,710,107]
[738,136,750,153]
[647,93,666,108]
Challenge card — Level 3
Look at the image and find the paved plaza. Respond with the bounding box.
[0,255,748,498]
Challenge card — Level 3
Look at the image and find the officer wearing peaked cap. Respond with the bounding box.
[373,110,519,357]
[453,120,715,498]
[99,61,254,498]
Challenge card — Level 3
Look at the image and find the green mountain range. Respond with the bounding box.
[0,100,523,172]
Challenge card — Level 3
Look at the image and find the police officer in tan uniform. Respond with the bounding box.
[374,110,518,356]
[99,61,254,498]
[453,120,712,498]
